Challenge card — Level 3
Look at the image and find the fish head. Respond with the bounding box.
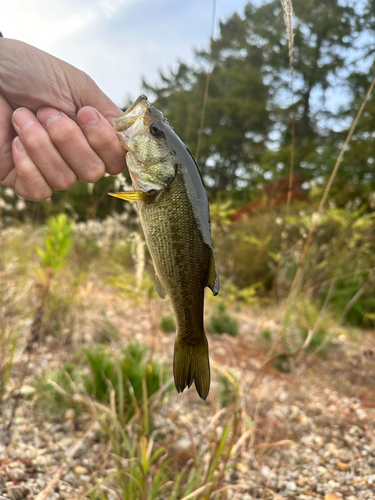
[114,95,176,192]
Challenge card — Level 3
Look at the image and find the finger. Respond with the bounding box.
[12,107,77,191]
[12,137,52,201]
[0,93,16,186]
[77,106,126,175]
[37,106,106,183]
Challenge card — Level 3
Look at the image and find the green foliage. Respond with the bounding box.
[37,342,242,500]
[36,214,75,274]
[106,271,157,304]
[207,302,239,337]
[299,328,333,358]
[284,208,375,327]
[144,0,374,202]
[87,374,241,500]
[95,319,119,344]
[218,373,237,407]
[41,291,75,337]
[38,342,168,422]
[272,354,292,374]
[83,342,169,421]
[258,328,273,346]
[210,203,375,328]
[38,363,81,415]
[0,327,18,403]
[325,274,375,328]
[159,315,176,333]
[213,210,283,291]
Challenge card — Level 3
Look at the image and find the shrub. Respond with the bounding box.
[36,214,75,274]
[159,315,176,333]
[207,302,239,337]
[83,342,169,421]
[38,363,82,416]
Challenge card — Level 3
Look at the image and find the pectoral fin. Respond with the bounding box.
[207,249,220,296]
[154,274,166,299]
[108,191,152,203]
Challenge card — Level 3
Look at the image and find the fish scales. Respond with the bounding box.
[139,170,211,344]
[109,95,219,400]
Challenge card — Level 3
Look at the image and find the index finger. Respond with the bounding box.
[0,93,16,187]
[77,106,126,175]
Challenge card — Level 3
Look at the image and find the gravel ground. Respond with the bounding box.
[1,305,374,500]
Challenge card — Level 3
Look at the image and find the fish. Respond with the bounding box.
[109,95,219,400]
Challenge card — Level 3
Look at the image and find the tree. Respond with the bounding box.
[145,0,373,202]
[144,15,271,194]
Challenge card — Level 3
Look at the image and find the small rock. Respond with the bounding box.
[18,385,36,397]
[336,461,351,471]
[6,486,29,500]
[317,465,328,476]
[315,436,324,448]
[327,479,339,489]
[65,408,75,420]
[173,438,192,452]
[284,481,296,491]
[72,444,88,458]
[62,473,76,485]
[8,467,25,480]
[34,435,46,449]
[261,465,271,477]
[324,494,342,500]
[74,465,88,475]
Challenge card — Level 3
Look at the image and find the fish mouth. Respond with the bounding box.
[113,95,149,133]
[113,95,150,150]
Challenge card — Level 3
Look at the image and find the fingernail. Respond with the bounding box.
[78,108,100,128]
[37,107,62,126]
[13,108,37,130]
[14,137,26,152]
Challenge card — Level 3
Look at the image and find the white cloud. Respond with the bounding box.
[2,0,248,107]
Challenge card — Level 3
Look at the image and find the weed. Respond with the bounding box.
[96,319,120,344]
[159,315,176,333]
[261,328,272,343]
[299,328,333,358]
[272,353,292,373]
[81,362,245,500]
[83,342,169,422]
[37,363,82,416]
[0,326,18,404]
[207,302,239,337]
[36,213,75,275]
[218,373,237,407]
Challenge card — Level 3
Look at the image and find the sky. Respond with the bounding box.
[2,0,253,108]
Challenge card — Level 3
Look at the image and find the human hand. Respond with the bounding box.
[0,38,126,201]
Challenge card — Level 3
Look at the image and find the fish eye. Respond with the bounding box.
[149,122,164,138]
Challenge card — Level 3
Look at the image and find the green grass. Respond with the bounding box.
[207,302,239,337]
[159,315,176,333]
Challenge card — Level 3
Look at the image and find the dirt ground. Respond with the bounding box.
[1,300,375,500]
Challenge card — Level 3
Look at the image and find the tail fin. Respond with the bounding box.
[173,335,210,400]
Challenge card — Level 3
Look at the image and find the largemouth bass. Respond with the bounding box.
[109,95,219,400]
